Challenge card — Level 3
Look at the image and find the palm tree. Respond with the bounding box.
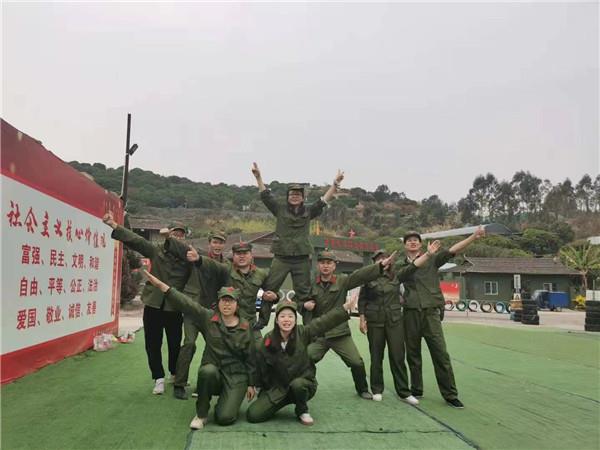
[559,243,600,292]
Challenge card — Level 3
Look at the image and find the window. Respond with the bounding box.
[484,281,499,295]
[543,283,556,291]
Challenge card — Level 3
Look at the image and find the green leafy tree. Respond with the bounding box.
[517,229,562,255]
[560,243,600,291]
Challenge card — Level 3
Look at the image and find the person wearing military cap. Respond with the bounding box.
[103,211,191,396]
[358,241,441,405]
[159,221,189,237]
[228,241,279,334]
[143,271,257,430]
[399,226,485,409]
[303,250,400,399]
[251,162,344,329]
[247,294,360,426]
[166,236,231,399]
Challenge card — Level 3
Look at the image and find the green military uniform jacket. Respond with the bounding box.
[397,250,455,309]
[165,287,256,386]
[260,189,326,257]
[256,307,349,403]
[357,264,418,327]
[111,226,190,312]
[167,238,230,308]
[309,263,383,339]
[229,265,270,325]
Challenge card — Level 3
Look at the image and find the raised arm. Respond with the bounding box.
[304,294,357,342]
[344,251,397,291]
[395,240,442,280]
[448,226,485,255]
[103,211,157,258]
[322,170,344,204]
[251,162,267,192]
[143,270,212,324]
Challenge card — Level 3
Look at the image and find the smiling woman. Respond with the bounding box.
[247,296,358,426]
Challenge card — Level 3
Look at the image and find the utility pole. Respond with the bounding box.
[120,113,139,206]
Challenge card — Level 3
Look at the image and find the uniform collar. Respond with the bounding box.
[210,313,248,330]
[316,274,337,285]
[234,264,257,276]
[208,251,224,262]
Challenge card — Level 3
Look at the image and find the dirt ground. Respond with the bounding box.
[444,308,587,331]
[118,296,591,334]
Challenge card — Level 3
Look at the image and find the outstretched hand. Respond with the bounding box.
[142,269,169,293]
[343,294,359,312]
[380,251,398,271]
[334,169,344,185]
[427,240,441,255]
[186,246,200,262]
[246,386,256,401]
[251,162,261,179]
[473,226,486,240]
[102,211,117,229]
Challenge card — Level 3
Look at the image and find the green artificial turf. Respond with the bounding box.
[2,320,599,450]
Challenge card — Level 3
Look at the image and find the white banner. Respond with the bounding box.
[2,176,117,354]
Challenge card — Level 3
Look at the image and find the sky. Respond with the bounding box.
[2,1,598,203]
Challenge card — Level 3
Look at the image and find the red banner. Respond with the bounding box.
[1,119,123,384]
[440,281,460,302]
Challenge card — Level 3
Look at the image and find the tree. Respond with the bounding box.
[560,243,600,292]
[511,171,542,215]
[575,174,593,213]
[517,229,562,255]
[492,181,518,224]
[469,173,498,220]
[374,185,391,203]
[419,195,448,226]
[457,195,478,224]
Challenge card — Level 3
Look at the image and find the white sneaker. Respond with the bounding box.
[190,415,207,430]
[400,395,420,406]
[298,413,314,426]
[191,392,198,398]
[372,393,383,402]
[152,378,165,395]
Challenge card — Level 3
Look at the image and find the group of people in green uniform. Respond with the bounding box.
[102,162,485,429]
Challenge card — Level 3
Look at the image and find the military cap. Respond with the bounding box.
[208,230,227,242]
[403,231,422,243]
[371,249,388,261]
[232,241,253,253]
[275,300,298,315]
[317,250,338,262]
[159,221,188,236]
[217,286,240,301]
[287,183,305,196]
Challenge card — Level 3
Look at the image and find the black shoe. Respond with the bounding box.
[174,386,188,400]
[412,391,423,399]
[446,398,464,409]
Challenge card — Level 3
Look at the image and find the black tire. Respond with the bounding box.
[513,313,522,321]
[494,302,506,314]
[521,314,538,322]
[521,300,536,306]
[456,301,467,311]
[585,301,600,310]
[468,300,480,312]
[505,303,511,313]
[480,302,493,313]
[584,324,600,332]
[584,318,600,326]
[585,311,600,319]
[444,300,455,311]
[522,317,540,325]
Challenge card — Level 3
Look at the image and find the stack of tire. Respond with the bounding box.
[585,301,600,332]
[520,295,539,326]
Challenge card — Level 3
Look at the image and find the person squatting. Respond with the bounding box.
[103,163,486,429]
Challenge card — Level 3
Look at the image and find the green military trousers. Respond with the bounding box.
[246,377,317,422]
[259,255,312,327]
[195,364,248,426]
[174,316,200,388]
[367,321,411,398]
[403,308,458,400]
[308,336,369,394]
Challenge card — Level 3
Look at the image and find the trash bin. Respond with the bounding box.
[547,292,570,310]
